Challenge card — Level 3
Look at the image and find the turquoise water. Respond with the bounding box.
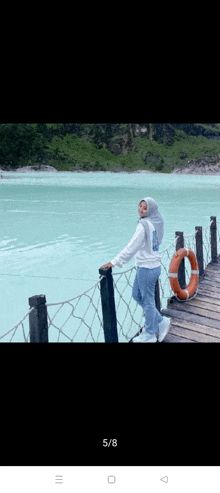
[1,171,220,341]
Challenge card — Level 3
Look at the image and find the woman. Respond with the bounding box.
[100,197,170,342]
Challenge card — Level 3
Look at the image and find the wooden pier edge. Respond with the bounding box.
[161,255,220,343]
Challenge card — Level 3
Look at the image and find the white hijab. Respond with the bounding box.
[139,197,164,245]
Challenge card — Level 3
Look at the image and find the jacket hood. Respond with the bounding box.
[139,197,164,245]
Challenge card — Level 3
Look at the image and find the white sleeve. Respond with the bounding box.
[110,224,145,268]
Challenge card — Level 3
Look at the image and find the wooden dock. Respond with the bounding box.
[162,256,220,342]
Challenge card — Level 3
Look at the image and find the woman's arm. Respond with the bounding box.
[100,223,145,269]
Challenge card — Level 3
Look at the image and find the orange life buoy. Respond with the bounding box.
[169,248,199,300]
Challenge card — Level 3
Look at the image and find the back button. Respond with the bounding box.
[160,476,168,483]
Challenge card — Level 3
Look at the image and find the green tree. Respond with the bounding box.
[0,123,47,168]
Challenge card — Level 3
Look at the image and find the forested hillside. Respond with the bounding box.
[1,123,220,172]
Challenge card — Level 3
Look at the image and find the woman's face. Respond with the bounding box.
[138,200,148,217]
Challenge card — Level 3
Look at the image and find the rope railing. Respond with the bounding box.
[0,307,34,342]
[0,216,219,342]
[46,279,104,342]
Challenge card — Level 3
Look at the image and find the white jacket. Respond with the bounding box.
[111,219,161,269]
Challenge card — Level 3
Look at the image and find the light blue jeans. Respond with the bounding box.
[132,266,163,337]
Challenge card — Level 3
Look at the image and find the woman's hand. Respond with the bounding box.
[100,262,113,270]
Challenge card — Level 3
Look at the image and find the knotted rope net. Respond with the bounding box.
[46,279,104,342]
[0,308,34,342]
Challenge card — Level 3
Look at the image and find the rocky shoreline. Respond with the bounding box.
[1,156,220,175]
[13,165,58,173]
[171,155,220,174]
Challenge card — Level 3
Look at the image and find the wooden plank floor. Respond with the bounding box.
[162,256,220,342]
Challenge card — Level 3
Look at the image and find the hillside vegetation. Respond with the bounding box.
[1,123,220,172]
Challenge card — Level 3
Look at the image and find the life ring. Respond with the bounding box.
[169,248,199,300]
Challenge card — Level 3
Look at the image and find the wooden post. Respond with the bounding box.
[155,279,161,312]
[29,295,49,343]
[210,216,218,263]
[175,231,186,288]
[195,226,204,277]
[99,267,118,343]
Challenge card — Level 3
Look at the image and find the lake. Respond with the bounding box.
[1,171,220,341]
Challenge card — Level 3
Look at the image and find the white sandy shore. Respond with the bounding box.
[0,166,161,175]
[1,162,220,175]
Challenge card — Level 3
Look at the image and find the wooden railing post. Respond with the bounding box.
[29,295,49,343]
[195,226,204,277]
[99,267,118,343]
[175,231,186,288]
[210,216,218,263]
[155,279,161,312]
